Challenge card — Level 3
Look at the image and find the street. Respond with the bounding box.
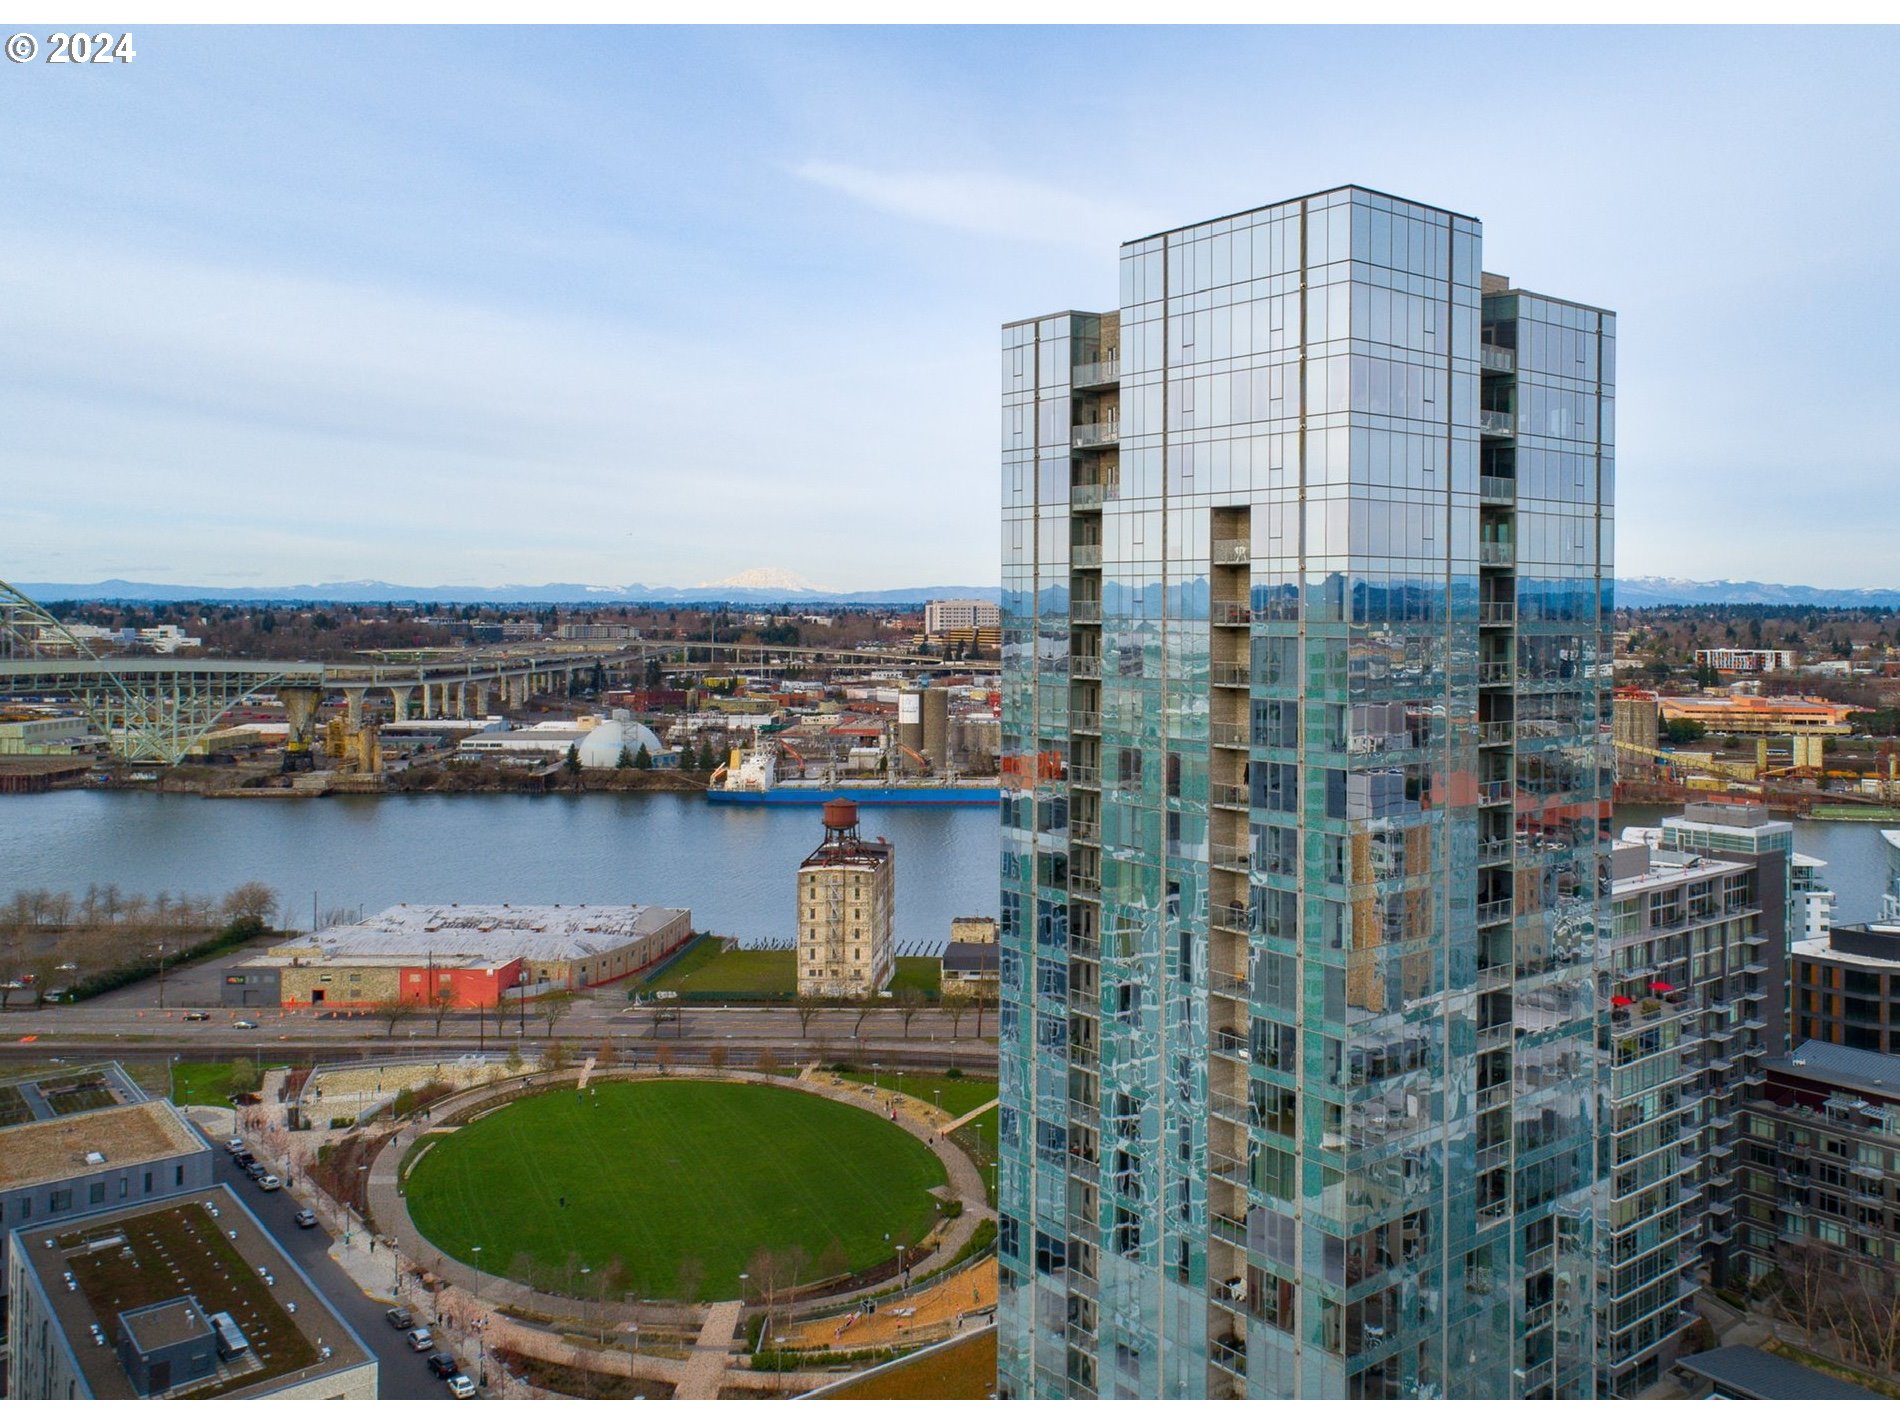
[210,1151,452,1400]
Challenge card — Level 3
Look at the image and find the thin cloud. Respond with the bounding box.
[793,160,1155,248]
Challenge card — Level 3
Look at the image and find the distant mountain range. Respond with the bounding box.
[17,577,1002,608]
[24,573,1900,612]
[1617,577,1900,609]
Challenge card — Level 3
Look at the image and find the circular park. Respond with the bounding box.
[401,1077,951,1302]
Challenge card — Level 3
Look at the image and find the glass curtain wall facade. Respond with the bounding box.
[999,186,1616,1400]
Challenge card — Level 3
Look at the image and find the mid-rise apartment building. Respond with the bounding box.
[999,186,1613,1399]
[925,599,1003,637]
[796,798,895,998]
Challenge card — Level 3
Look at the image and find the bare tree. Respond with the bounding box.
[707,1043,727,1071]
[755,1047,779,1075]
[675,1254,705,1305]
[973,988,993,1038]
[594,1039,617,1071]
[852,997,873,1042]
[221,881,280,927]
[544,1038,572,1072]
[653,1043,673,1075]
[535,990,576,1038]
[894,984,925,1039]
[373,997,420,1039]
[794,994,823,1037]
[431,985,457,1036]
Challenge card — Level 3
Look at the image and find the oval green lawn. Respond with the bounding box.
[403,1079,948,1301]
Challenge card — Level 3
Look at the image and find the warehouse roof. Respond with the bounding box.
[272,903,689,963]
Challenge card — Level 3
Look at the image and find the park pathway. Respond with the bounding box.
[675,1300,745,1400]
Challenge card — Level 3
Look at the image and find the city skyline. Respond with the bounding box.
[4,26,1897,590]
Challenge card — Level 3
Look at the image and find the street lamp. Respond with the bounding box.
[774,1335,787,1393]
[872,1062,880,1094]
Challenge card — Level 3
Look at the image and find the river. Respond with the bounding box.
[2,794,1895,947]
[0,792,1001,946]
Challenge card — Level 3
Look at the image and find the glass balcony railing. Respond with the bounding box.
[1071,483,1108,508]
[1212,538,1251,564]
[1211,721,1249,748]
[1481,344,1517,374]
[1478,660,1513,684]
[1479,779,1514,806]
[1479,540,1515,564]
[1071,543,1102,567]
[1072,359,1120,388]
[1478,720,1513,745]
[1070,656,1101,679]
[1071,600,1102,623]
[1479,475,1516,503]
[1478,601,1515,624]
[1072,421,1120,448]
[1478,409,1515,438]
[1211,782,1249,810]
[1211,662,1250,686]
[1212,601,1253,626]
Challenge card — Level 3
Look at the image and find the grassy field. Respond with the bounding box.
[404,1079,948,1300]
[169,1060,266,1106]
[641,938,942,1001]
[835,1071,996,1120]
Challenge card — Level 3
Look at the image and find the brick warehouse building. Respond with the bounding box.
[223,903,693,1010]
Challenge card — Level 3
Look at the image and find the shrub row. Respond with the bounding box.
[62,917,267,1002]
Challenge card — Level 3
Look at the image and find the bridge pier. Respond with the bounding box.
[278,687,324,772]
[344,687,365,732]
[419,682,434,719]
[471,681,490,718]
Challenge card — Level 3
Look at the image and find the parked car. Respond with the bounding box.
[245,1161,268,1180]
[183,1011,210,1021]
[293,1208,318,1228]
[233,1019,258,1030]
[256,1175,282,1192]
[385,1307,415,1331]
[426,1352,458,1378]
[407,1327,435,1352]
[225,1139,245,1154]
[446,1375,477,1399]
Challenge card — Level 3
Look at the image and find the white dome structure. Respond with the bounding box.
[577,718,666,769]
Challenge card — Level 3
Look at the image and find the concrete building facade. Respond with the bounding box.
[797,800,895,998]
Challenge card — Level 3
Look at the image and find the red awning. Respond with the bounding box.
[1650,982,1676,993]
[1611,995,1634,1007]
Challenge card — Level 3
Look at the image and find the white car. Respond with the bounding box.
[256,1175,282,1191]
[446,1374,476,1399]
[225,1139,245,1154]
[407,1327,435,1352]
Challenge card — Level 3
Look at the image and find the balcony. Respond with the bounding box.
[1209,969,1249,1001]
[1069,764,1100,789]
[1477,897,1513,928]
[1072,422,1120,450]
[1478,838,1512,866]
[1478,660,1512,685]
[1478,409,1515,438]
[1071,600,1102,623]
[1211,721,1250,749]
[1212,1029,1251,1064]
[1071,819,1100,844]
[1071,483,1109,508]
[1479,601,1515,625]
[1479,780,1514,808]
[1072,543,1102,568]
[1070,708,1101,732]
[1072,359,1120,389]
[1215,904,1253,933]
[1479,475,1516,503]
[1211,782,1250,812]
[1479,540,1516,565]
[1070,869,1101,895]
[1478,720,1513,746]
[1212,538,1251,565]
[1212,601,1253,626]
[1211,662,1251,687]
[1481,344,1517,375]
[1071,656,1101,679]
[1211,841,1251,874]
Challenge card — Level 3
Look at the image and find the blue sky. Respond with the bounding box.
[3,25,1897,591]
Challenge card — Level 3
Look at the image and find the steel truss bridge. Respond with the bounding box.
[0,581,993,764]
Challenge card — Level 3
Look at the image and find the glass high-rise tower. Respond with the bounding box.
[998,186,1615,1399]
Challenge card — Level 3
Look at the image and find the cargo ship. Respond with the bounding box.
[707,744,998,807]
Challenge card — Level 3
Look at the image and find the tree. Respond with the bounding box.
[431,985,457,1036]
[373,997,419,1038]
[544,1038,572,1072]
[707,1043,727,1071]
[755,1047,779,1075]
[943,984,970,1039]
[851,997,873,1041]
[1663,717,1707,745]
[674,1255,705,1305]
[972,988,992,1038]
[794,994,823,1038]
[536,990,576,1038]
[633,744,652,770]
[894,984,926,1039]
[225,1058,261,1096]
[594,1039,617,1070]
[564,743,584,781]
[221,881,279,928]
[653,1043,673,1075]
[616,745,636,770]
[504,1045,525,1075]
